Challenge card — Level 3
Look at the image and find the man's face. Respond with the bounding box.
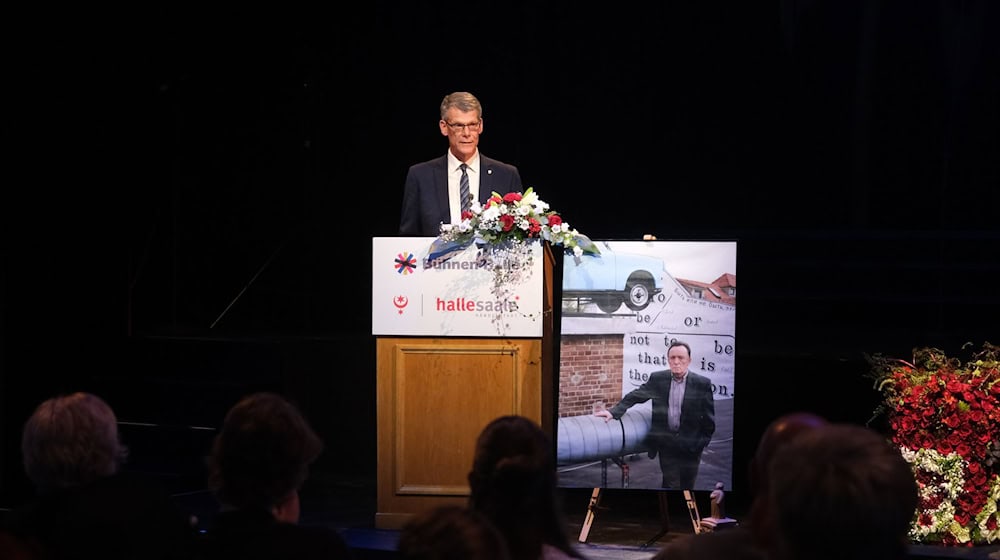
[440,108,482,162]
[668,346,691,376]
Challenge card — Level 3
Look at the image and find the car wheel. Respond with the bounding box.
[624,281,652,311]
[595,295,622,314]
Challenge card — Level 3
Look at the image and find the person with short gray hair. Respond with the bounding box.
[7,392,195,560]
[399,91,522,236]
[21,392,127,493]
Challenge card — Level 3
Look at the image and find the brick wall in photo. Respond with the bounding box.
[559,334,623,417]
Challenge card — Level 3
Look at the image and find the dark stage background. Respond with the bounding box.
[3,2,998,514]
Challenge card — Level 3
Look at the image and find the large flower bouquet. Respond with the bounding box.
[427,188,599,333]
[868,342,1000,546]
[432,187,599,259]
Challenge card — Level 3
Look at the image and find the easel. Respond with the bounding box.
[638,491,673,548]
[578,487,604,543]
[578,457,630,543]
[683,490,703,534]
[580,487,670,545]
[578,486,704,547]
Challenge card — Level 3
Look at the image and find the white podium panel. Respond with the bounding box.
[372,237,544,337]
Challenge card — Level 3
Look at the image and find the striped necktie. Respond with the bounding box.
[459,163,471,212]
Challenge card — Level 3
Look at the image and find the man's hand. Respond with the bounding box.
[594,409,613,422]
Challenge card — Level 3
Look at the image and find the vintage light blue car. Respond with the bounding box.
[562,242,665,313]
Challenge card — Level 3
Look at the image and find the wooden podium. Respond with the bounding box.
[372,239,557,529]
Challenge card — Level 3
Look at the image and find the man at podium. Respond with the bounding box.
[399,91,522,236]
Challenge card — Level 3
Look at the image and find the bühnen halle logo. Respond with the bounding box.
[392,250,417,315]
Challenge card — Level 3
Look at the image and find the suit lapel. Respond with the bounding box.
[434,156,450,224]
[478,155,493,201]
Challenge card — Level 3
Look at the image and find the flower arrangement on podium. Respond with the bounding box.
[868,342,1000,546]
[427,188,599,332]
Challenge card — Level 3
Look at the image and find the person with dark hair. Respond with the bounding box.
[595,340,715,489]
[397,504,510,560]
[652,411,829,560]
[399,91,522,236]
[765,423,918,560]
[743,411,829,548]
[2,392,196,560]
[196,392,353,560]
[468,415,587,560]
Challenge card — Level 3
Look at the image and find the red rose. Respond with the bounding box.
[503,192,522,203]
[528,217,541,236]
[548,214,562,226]
[946,431,964,447]
[500,214,516,231]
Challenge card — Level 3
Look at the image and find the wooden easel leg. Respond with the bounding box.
[683,489,702,534]
[578,487,602,543]
[640,491,671,548]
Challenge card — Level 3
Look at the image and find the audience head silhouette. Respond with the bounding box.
[652,411,829,560]
[765,422,918,560]
[467,415,583,560]
[397,504,510,560]
[749,413,828,504]
[208,392,323,519]
[21,391,128,494]
[11,392,195,560]
[199,392,352,559]
[744,411,831,549]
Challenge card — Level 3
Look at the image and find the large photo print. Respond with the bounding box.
[556,240,737,492]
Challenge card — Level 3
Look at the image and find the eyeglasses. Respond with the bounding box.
[444,120,481,132]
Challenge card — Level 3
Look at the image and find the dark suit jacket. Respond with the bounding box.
[398,154,522,236]
[608,370,716,455]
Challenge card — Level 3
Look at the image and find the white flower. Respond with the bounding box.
[975,476,1000,543]
[520,189,538,206]
[481,205,501,222]
[436,187,598,258]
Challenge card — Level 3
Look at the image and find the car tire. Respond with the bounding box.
[624,281,652,311]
